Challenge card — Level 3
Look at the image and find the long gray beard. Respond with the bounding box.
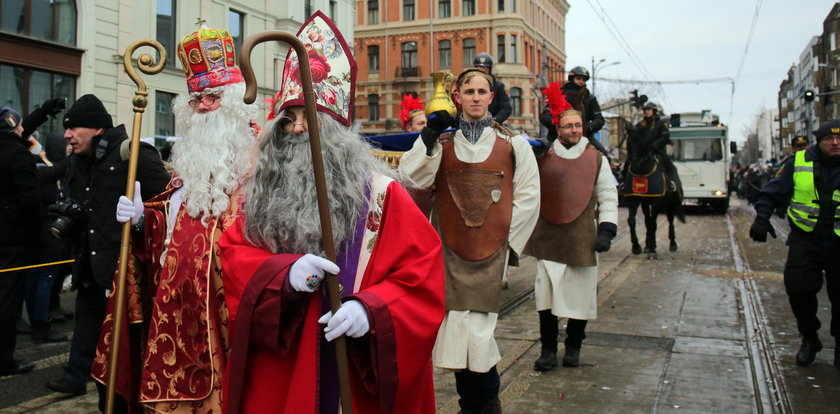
[243,113,395,254]
[170,83,257,220]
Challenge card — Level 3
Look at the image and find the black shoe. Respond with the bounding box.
[796,337,823,366]
[47,377,87,395]
[533,351,558,371]
[562,347,581,367]
[0,359,35,376]
[31,328,68,344]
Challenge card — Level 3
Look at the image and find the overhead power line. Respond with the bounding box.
[735,0,764,91]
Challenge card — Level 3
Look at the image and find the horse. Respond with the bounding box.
[621,138,686,260]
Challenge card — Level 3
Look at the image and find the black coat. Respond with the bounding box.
[63,125,170,288]
[628,116,670,161]
[0,131,41,247]
[489,78,512,124]
[538,82,608,156]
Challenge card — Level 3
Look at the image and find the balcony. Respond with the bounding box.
[395,66,421,79]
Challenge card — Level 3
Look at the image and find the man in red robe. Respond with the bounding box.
[91,25,259,413]
[219,12,445,414]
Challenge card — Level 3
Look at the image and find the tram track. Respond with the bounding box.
[726,210,792,414]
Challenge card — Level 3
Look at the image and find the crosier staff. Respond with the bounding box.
[105,39,166,414]
[238,32,353,414]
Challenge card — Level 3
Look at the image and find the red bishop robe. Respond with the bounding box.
[92,177,239,413]
[219,175,445,414]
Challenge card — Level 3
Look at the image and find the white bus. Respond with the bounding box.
[668,112,731,214]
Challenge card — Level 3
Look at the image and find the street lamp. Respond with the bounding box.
[591,57,620,96]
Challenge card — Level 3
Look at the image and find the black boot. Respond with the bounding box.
[534,310,558,371]
[30,320,68,344]
[562,346,581,367]
[563,318,588,367]
[796,336,823,366]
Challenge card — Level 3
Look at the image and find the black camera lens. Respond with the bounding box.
[48,216,74,240]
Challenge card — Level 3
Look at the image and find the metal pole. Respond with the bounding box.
[105,39,167,414]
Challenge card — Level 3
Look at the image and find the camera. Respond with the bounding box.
[48,198,86,240]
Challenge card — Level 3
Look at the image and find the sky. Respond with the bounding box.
[565,0,837,142]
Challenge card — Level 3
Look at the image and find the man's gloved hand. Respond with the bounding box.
[593,231,614,253]
[420,110,455,156]
[318,300,370,341]
[289,253,340,293]
[749,217,777,242]
[41,98,66,118]
[115,181,143,225]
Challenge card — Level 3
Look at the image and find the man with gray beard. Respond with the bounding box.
[91,26,257,413]
[218,12,445,414]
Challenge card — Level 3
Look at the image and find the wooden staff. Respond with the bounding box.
[105,39,166,414]
[239,32,352,414]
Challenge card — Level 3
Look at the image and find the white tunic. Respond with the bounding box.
[534,139,619,320]
[400,126,540,372]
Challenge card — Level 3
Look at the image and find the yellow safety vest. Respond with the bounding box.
[788,150,840,236]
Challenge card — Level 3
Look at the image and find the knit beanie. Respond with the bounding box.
[63,94,113,129]
[0,106,22,133]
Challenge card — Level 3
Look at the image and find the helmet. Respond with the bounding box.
[642,102,657,111]
[567,66,590,81]
[473,53,494,69]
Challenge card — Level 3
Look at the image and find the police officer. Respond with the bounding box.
[473,52,512,124]
[750,119,840,368]
[539,66,608,156]
[626,102,682,193]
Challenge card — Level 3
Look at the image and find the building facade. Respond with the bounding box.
[813,3,840,130]
[353,0,569,135]
[0,0,356,144]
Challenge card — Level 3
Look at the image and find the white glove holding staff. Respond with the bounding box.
[289,253,340,293]
[319,300,370,342]
[115,181,143,225]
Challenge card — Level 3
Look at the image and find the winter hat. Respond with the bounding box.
[0,107,22,133]
[63,94,114,129]
[814,119,840,140]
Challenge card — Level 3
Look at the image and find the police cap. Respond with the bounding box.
[791,135,808,147]
[814,119,840,140]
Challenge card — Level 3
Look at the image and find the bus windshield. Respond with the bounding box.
[671,138,723,161]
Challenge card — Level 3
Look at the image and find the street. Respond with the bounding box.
[1,199,837,413]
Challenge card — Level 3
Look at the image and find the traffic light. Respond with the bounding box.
[804,90,815,102]
[630,89,648,108]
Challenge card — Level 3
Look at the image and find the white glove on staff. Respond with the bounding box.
[319,300,370,342]
[115,181,143,225]
[289,253,340,292]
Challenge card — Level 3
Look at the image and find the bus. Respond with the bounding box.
[667,111,731,214]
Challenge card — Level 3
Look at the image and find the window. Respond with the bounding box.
[463,38,476,67]
[404,0,415,21]
[462,0,475,16]
[1,0,77,45]
[401,41,418,76]
[497,34,505,63]
[511,0,516,12]
[330,0,337,19]
[439,40,451,68]
[155,91,176,142]
[510,87,521,116]
[0,63,76,139]
[368,45,379,73]
[368,1,379,24]
[672,139,723,161]
[156,0,176,67]
[498,0,504,12]
[439,0,450,18]
[510,34,517,63]
[368,94,379,121]
[305,0,312,18]
[229,9,245,60]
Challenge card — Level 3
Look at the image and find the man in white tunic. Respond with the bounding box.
[400,68,539,414]
[524,102,618,370]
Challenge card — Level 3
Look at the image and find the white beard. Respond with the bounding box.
[170,83,258,220]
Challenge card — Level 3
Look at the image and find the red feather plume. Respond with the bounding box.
[399,94,425,129]
[542,81,572,126]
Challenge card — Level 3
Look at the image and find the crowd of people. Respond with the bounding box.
[1,11,836,414]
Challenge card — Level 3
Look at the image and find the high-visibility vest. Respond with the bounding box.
[788,150,840,236]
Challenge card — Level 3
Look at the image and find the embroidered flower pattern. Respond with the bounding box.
[365,191,387,252]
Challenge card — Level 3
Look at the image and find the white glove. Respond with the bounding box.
[289,253,340,293]
[318,300,370,342]
[116,181,143,225]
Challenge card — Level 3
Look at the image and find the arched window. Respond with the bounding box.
[462,38,476,67]
[439,40,451,68]
[510,87,521,116]
[401,41,418,77]
[368,94,380,121]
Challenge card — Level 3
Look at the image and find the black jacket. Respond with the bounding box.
[63,125,170,288]
[755,145,840,241]
[628,116,670,161]
[489,78,511,124]
[0,130,41,247]
[538,82,608,156]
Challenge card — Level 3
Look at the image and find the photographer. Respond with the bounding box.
[46,95,168,403]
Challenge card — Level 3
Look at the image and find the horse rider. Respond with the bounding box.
[749,119,840,369]
[626,102,682,193]
[539,66,609,157]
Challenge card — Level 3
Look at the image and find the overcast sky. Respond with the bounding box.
[565,0,836,142]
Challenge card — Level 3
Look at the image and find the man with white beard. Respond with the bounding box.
[90,26,258,413]
[217,12,445,414]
